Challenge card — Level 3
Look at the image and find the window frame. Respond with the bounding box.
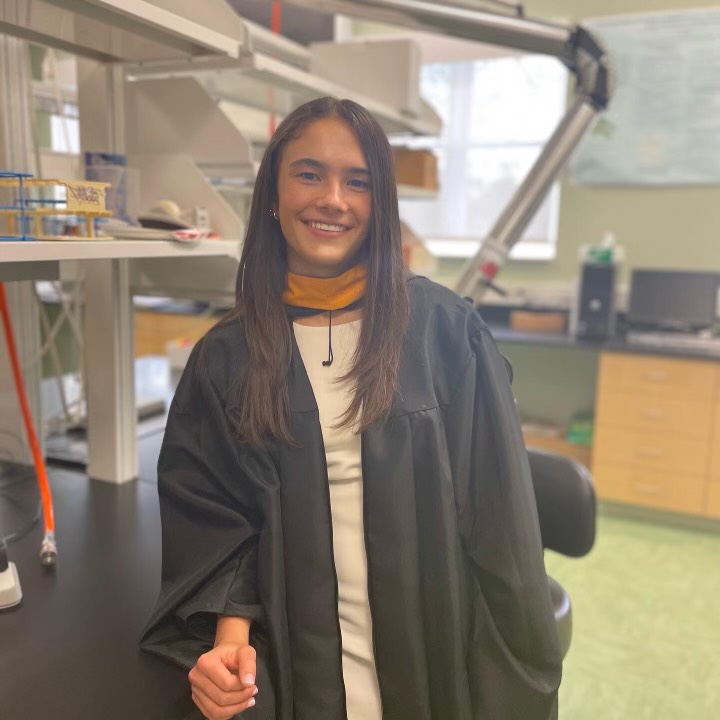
[398,52,568,263]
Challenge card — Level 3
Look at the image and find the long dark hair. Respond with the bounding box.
[234,97,409,447]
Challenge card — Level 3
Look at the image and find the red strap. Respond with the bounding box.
[268,1,282,137]
[271,0,282,33]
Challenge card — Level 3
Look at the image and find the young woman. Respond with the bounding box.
[141,97,562,720]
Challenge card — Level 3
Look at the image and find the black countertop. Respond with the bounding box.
[488,327,720,362]
[0,467,197,720]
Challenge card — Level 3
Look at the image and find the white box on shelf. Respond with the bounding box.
[166,339,194,372]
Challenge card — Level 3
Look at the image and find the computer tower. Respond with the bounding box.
[574,263,616,340]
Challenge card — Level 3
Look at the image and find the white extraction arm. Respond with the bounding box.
[286,0,613,301]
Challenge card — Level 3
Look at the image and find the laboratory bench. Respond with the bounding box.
[0,449,198,720]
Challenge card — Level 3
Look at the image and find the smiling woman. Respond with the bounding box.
[141,97,562,720]
[275,117,372,278]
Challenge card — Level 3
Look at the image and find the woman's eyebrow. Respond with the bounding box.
[289,157,370,175]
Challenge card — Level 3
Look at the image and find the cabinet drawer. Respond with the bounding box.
[706,483,720,518]
[594,426,709,478]
[709,441,720,482]
[135,312,216,357]
[713,403,720,445]
[594,464,706,515]
[706,399,720,475]
[596,392,714,439]
[599,353,716,400]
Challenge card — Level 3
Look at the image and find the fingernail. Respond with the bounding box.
[252,687,259,697]
[248,698,256,708]
[243,674,255,685]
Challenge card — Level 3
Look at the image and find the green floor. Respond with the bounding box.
[545,510,720,720]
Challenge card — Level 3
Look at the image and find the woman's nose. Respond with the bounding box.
[317,179,348,210]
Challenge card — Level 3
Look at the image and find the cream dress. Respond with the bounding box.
[293,319,383,720]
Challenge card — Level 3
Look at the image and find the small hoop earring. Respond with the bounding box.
[271,209,278,221]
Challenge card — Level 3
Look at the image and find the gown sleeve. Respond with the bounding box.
[443,320,563,719]
[140,340,263,670]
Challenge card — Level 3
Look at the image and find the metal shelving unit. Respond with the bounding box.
[8,0,247,61]
[0,238,241,264]
[126,50,442,137]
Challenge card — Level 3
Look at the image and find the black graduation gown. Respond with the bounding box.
[140,276,562,719]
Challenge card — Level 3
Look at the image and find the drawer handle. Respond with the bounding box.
[637,447,662,458]
[634,482,660,495]
[641,408,668,420]
[644,371,670,382]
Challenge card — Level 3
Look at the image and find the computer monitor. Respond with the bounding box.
[627,270,719,333]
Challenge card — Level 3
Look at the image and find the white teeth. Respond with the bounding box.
[308,221,347,232]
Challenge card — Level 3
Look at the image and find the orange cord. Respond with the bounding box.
[0,282,55,535]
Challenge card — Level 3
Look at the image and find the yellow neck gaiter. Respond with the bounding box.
[283,265,367,311]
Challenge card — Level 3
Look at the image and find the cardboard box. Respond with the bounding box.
[510,311,567,334]
[392,147,439,190]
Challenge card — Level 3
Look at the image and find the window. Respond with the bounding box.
[49,103,80,155]
[398,54,567,261]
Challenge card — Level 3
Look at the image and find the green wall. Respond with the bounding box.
[496,343,600,426]
[505,184,720,285]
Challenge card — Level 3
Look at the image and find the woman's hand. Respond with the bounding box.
[189,642,258,719]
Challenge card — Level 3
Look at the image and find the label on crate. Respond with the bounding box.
[65,181,108,213]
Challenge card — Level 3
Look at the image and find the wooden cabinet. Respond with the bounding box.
[706,483,720,519]
[594,426,709,478]
[593,463,707,515]
[598,353,715,399]
[708,403,720,518]
[710,404,720,482]
[134,310,218,356]
[595,391,713,439]
[710,441,720,482]
[594,352,720,517]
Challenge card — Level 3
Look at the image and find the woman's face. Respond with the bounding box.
[275,117,372,278]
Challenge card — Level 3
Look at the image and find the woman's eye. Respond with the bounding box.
[349,178,370,190]
[298,172,320,181]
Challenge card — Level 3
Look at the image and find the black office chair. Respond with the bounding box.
[527,448,596,658]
